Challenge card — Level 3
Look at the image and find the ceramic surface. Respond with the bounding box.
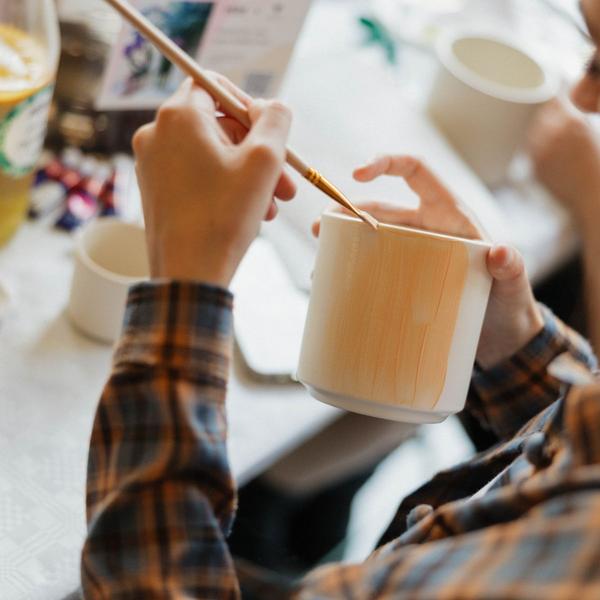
[298,213,493,423]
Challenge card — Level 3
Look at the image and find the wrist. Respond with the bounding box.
[477,302,545,370]
[150,240,239,288]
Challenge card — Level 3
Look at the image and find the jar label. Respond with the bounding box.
[0,85,54,178]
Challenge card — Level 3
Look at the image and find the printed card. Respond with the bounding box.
[97,0,313,110]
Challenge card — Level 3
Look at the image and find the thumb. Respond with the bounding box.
[487,245,528,294]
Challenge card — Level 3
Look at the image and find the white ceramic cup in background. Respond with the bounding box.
[427,29,559,187]
[297,212,493,424]
[68,218,149,344]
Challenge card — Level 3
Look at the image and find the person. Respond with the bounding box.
[80,1,600,597]
[529,97,600,353]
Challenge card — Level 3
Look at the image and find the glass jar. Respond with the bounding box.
[0,0,60,245]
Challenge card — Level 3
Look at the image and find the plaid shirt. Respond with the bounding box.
[82,282,600,599]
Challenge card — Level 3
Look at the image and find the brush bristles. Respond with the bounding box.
[361,211,379,230]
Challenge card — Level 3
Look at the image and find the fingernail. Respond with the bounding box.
[498,246,514,269]
[505,247,515,265]
[491,244,505,263]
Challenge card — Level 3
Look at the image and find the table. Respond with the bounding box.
[0,1,579,598]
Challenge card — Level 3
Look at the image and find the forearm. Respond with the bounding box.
[82,282,240,599]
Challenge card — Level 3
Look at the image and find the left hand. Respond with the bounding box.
[313,155,485,240]
[313,156,544,370]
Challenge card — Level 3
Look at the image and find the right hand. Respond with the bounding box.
[133,77,294,288]
[313,156,544,370]
[528,98,600,238]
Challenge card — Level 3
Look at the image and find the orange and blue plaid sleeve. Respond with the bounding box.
[81,281,240,599]
[79,283,600,599]
[468,304,597,440]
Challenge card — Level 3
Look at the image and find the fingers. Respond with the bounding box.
[177,72,251,118]
[312,218,322,238]
[137,80,212,152]
[152,78,227,152]
[241,101,292,192]
[487,245,526,287]
[274,171,297,201]
[354,155,457,208]
[353,155,408,182]
[529,98,574,141]
[217,116,248,145]
[571,72,600,113]
[218,114,296,201]
[264,200,279,222]
[354,155,424,182]
[161,77,217,116]
[207,70,253,111]
[132,122,155,156]
[244,100,292,152]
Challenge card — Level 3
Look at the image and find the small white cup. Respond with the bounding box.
[297,212,493,424]
[68,218,149,344]
[427,29,558,187]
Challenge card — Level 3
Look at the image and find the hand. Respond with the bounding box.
[133,77,295,287]
[528,98,600,238]
[313,155,544,369]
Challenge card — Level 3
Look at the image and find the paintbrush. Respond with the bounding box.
[102,0,379,230]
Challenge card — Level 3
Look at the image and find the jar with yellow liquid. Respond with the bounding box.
[0,1,60,246]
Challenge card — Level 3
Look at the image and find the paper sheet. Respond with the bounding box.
[97,0,313,110]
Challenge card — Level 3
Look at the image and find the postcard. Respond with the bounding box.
[97,0,313,111]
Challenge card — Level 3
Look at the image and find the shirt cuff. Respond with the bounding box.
[469,305,597,439]
[112,281,234,386]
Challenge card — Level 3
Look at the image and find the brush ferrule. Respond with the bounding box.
[304,168,379,230]
[305,169,347,206]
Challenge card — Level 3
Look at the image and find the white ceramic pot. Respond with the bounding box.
[68,218,149,344]
[427,29,558,187]
[297,212,492,424]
